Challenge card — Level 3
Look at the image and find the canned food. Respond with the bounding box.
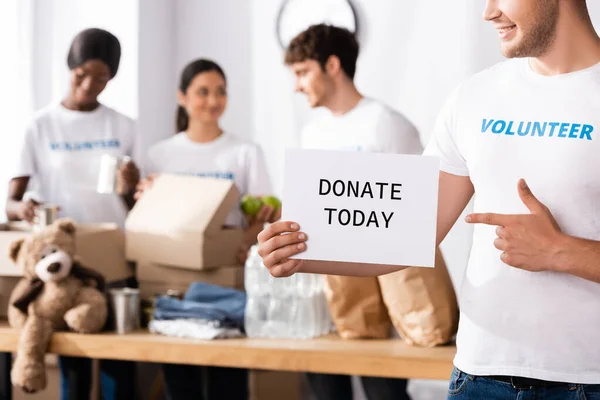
[33,204,59,232]
[97,154,131,195]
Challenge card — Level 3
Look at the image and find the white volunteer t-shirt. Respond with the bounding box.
[12,103,138,229]
[145,132,272,227]
[425,58,600,383]
[301,97,423,155]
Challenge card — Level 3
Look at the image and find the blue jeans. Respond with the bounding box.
[58,356,137,400]
[448,367,600,400]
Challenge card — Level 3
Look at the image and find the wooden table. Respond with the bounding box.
[0,322,455,398]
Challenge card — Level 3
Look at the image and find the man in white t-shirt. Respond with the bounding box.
[259,1,600,399]
[283,24,421,400]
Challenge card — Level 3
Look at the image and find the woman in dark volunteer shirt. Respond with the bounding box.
[5,28,139,400]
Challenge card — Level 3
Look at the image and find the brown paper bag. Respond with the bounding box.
[324,275,391,339]
[378,249,459,347]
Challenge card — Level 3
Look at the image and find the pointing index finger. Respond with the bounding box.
[465,213,512,226]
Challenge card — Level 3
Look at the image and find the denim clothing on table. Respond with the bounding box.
[152,282,246,328]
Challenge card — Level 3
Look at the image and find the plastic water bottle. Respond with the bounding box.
[244,244,333,339]
[244,245,275,337]
[244,246,264,337]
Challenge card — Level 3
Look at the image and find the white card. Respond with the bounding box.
[282,149,439,267]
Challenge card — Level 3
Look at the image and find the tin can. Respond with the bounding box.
[33,204,59,232]
[97,154,131,195]
[109,288,141,334]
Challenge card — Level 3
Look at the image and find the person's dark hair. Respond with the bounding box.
[176,59,227,133]
[284,24,359,79]
[67,28,121,78]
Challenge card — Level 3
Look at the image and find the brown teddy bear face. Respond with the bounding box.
[9,220,77,281]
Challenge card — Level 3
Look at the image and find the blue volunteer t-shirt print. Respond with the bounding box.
[49,139,121,151]
[184,171,235,180]
[481,118,593,140]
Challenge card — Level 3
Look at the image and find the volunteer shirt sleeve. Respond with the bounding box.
[126,120,146,176]
[11,122,38,179]
[143,144,160,177]
[244,144,272,195]
[423,85,470,176]
[128,120,142,160]
[375,110,424,155]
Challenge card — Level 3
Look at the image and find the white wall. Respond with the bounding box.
[138,0,177,161]
[33,0,139,118]
[175,0,253,139]
[136,0,254,162]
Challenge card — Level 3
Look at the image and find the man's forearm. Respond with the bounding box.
[6,199,21,221]
[121,190,136,211]
[555,234,600,284]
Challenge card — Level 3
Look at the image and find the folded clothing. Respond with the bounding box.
[149,318,243,340]
[153,281,246,328]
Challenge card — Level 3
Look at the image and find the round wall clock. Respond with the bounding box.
[276,0,358,49]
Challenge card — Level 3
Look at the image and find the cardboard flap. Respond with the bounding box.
[76,223,120,235]
[125,174,240,236]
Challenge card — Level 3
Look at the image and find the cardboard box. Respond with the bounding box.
[0,276,21,317]
[250,371,303,400]
[139,281,191,301]
[0,222,133,283]
[0,222,30,277]
[138,261,244,290]
[137,262,245,301]
[125,174,244,270]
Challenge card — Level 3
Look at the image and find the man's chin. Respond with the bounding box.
[308,98,321,108]
[75,99,97,108]
[500,44,517,58]
[500,40,529,59]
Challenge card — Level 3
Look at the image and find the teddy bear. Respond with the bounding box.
[7,219,108,393]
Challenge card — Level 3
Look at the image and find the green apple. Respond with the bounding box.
[240,195,262,217]
[261,195,281,210]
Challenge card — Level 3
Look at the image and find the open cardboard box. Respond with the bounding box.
[0,221,133,283]
[125,174,244,271]
[137,261,244,295]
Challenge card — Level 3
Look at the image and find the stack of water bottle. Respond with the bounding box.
[245,245,333,339]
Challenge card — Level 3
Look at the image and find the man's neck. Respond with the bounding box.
[530,12,600,75]
[323,82,363,117]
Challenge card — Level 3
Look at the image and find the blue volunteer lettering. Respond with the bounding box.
[481,119,593,140]
[188,171,235,180]
[49,139,121,151]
